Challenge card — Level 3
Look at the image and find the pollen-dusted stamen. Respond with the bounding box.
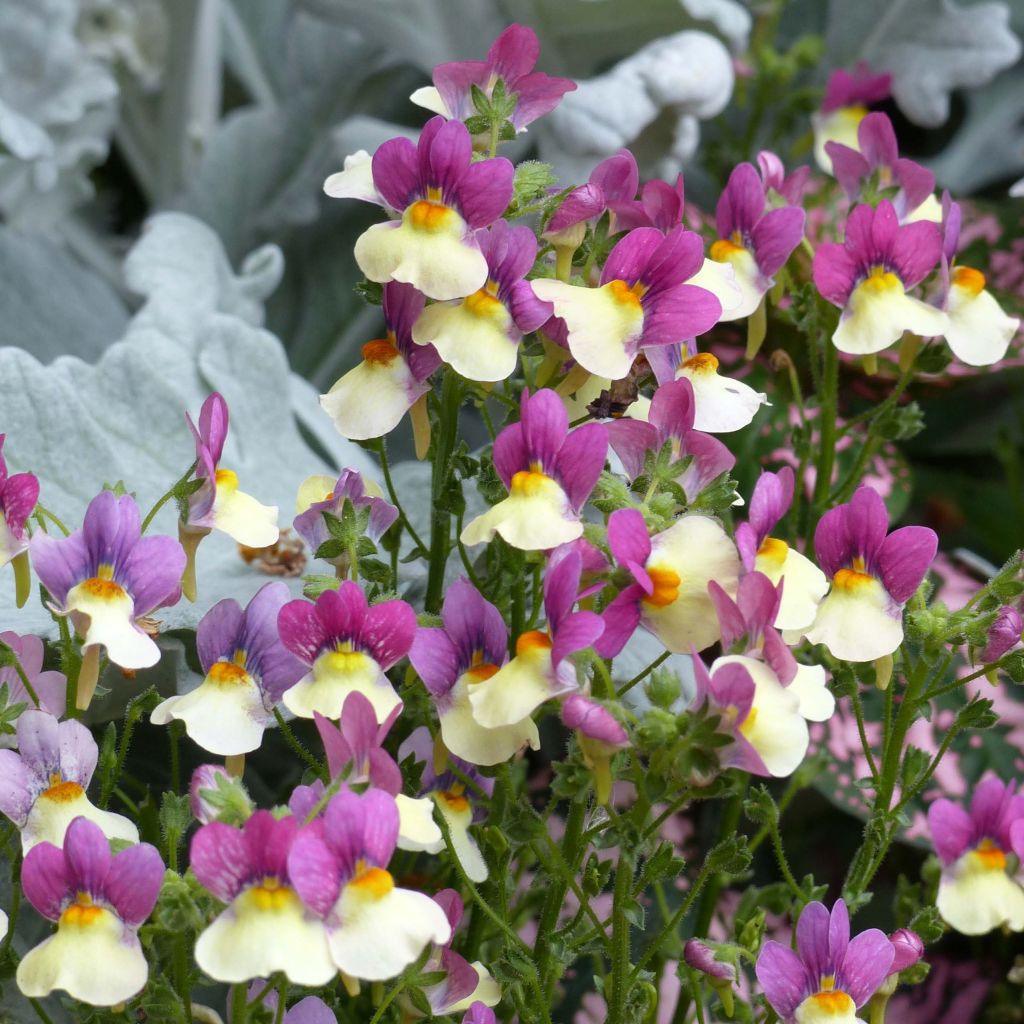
[757,536,789,567]
[79,568,127,601]
[208,660,250,686]
[607,278,647,309]
[361,338,400,366]
[643,565,681,608]
[515,630,553,657]
[952,266,986,295]
[680,352,719,374]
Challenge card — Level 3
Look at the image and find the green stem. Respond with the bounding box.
[273,708,324,776]
[692,781,747,938]
[28,999,55,1024]
[425,372,463,614]
[377,438,427,555]
[0,637,41,706]
[608,851,634,1024]
[231,984,248,1024]
[34,503,70,536]
[273,976,288,1024]
[926,658,1005,700]
[812,337,839,513]
[617,650,671,698]
[141,461,196,533]
[849,685,880,784]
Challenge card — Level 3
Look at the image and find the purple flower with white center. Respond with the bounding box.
[461,388,608,552]
[151,582,304,756]
[191,810,336,984]
[606,378,735,502]
[288,787,451,980]
[543,149,639,248]
[927,776,1024,935]
[320,282,440,455]
[412,218,552,381]
[825,112,936,221]
[561,693,629,805]
[190,763,253,826]
[16,816,163,1006]
[804,486,937,662]
[278,582,416,723]
[294,468,399,572]
[979,605,1022,664]
[757,151,810,206]
[532,226,722,379]
[352,117,514,301]
[30,490,185,709]
[689,654,768,776]
[813,64,892,173]
[411,23,575,133]
[812,200,948,356]
[756,899,895,1023]
[469,550,603,729]
[0,630,66,721]
[709,162,805,321]
[734,468,828,633]
[410,578,539,766]
[0,709,138,851]
[596,507,739,658]
[888,930,924,974]
[0,434,39,606]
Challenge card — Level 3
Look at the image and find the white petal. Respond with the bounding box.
[945,284,1019,367]
[902,192,942,224]
[212,487,279,548]
[794,992,859,1024]
[785,663,835,722]
[446,962,503,1013]
[434,791,488,883]
[195,888,336,985]
[531,279,645,379]
[755,542,829,634]
[439,674,540,767]
[705,250,765,321]
[833,277,949,356]
[811,108,864,174]
[0,909,7,941]
[0,516,28,568]
[323,150,380,204]
[412,297,517,382]
[409,86,450,118]
[16,909,148,1006]
[468,648,554,729]
[22,788,138,853]
[320,356,420,441]
[804,576,903,662]
[689,258,745,319]
[282,652,401,723]
[675,357,768,433]
[296,474,337,515]
[937,858,1024,935]
[460,475,581,552]
[395,794,443,854]
[67,580,159,669]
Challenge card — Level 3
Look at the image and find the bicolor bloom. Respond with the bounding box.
[190,763,254,825]
[294,469,398,571]
[647,342,769,434]
[191,811,336,985]
[0,434,39,605]
[353,117,514,300]
[0,710,138,851]
[412,219,551,381]
[756,898,895,1023]
[320,282,441,448]
[31,490,184,681]
[288,787,452,980]
[543,149,639,247]
[151,583,305,756]
[805,487,937,662]
[532,226,722,379]
[978,605,1022,664]
[278,583,417,723]
[927,776,1024,935]
[596,508,740,657]
[469,551,602,729]
[410,23,575,132]
[410,579,539,766]
[812,64,892,173]
[0,630,66,720]
[757,150,810,206]
[709,162,805,320]
[825,112,935,222]
[735,468,828,633]
[606,378,735,502]
[461,388,607,552]
[812,201,948,356]
[16,817,163,1006]
[561,693,629,804]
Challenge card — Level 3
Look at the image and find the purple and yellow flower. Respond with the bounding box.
[412,219,551,381]
[812,200,948,356]
[16,817,163,1006]
[288,787,452,980]
[756,898,895,1023]
[191,810,336,984]
[596,507,739,657]
[468,550,603,728]
[461,388,607,552]
[812,64,892,173]
[708,162,805,320]
[561,693,629,804]
[532,226,722,379]
[353,117,514,300]
[278,583,416,722]
[735,468,828,633]
[321,282,440,455]
[410,578,539,766]
[0,434,39,606]
[0,709,138,851]
[0,630,66,720]
[927,776,1024,935]
[410,23,575,133]
[804,486,937,661]
[151,582,304,756]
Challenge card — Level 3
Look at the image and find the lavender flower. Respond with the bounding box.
[978,605,1022,664]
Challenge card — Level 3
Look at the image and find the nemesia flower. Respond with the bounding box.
[410,578,540,766]
[978,605,1022,664]
[927,776,1024,935]
[734,468,828,633]
[352,117,514,300]
[16,817,163,1006]
[410,23,575,132]
[804,486,937,661]
[0,630,66,720]
[756,898,895,1023]
[320,282,440,450]
[461,388,607,552]
[191,811,336,984]
[812,201,948,356]
[561,693,629,804]
[30,490,184,705]
[532,226,722,379]
[469,549,603,728]
[288,787,452,980]
[606,378,735,502]
[543,149,638,247]
[190,763,254,825]
[0,710,138,851]
[812,64,892,173]
[0,434,39,605]
[596,508,739,657]
[151,583,305,756]
[278,583,416,723]
[708,162,805,320]
[412,219,551,381]
[757,150,810,206]
[463,1002,498,1024]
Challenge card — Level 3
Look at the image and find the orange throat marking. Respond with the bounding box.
[362,337,400,366]
[680,352,719,374]
[607,278,646,309]
[643,565,681,608]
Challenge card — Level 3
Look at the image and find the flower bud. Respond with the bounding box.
[683,939,735,982]
[888,928,925,974]
[979,606,1022,665]
[190,764,254,825]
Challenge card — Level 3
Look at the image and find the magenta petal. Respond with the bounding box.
[593,585,643,659]
[857,112,899,168]
[1,472,40,534]
[543,549,582,627]
[846,486,889,565]
[649,378,697,441]
[794,901,831,982]
[546,183,606,235]
[828,898,851,970]
[737,572,782,635]
[367,749,402,795]
[839,929,895,1007]
[751,206,805,277]
[641,283,721,346]
[245,811,298,881]
[607,419,660,481]
[813,242,858,306]
[104,842,164,926]
[551,610,603,670]
[646,228,705,293]
[83,491,141,573]
[432,61,486,122]
[121,533,186,615]
[607,509,652,569]
[748,468,794,541]
[371,136,419,211]
[877,526,936,603]
[716,162,765,238]
[507,72,576,131]
[434,887,464,934]
[197,598,245,674]
[644,344,682,386]
[522,389,569,472]
[869,200,901,260]
[554,421,607,512]
[456,157,515,229]
[813,504,851,578]
[735,523,758,572]
[708,581,745,651]
[190,821,250,903]
[1011,819,1024,861]
[410,628,460,698]
[888,929,924,973]
[21,840,71,920]
[315,711,353,778]
[197,393,229,464]
[927,798,973,865]
[763,627,797,686]
[756,940,808,1018]
[888,219,943,288]
[601,228,665,285]
[437,948,481,1010]
[278,598,328,665]
[30,527,86,606]
[288,831,341,917]
[462,1002,498,1024]
[424,118,473,201]
[487,23,539,81]
[242,583,305,703]
[941,192,961,263]
[492,419,526,490]
[821,66,891,114]
[363,598,417,669]
[639,177,684,232]
[968,776,1013,843]
[509,279,552,334]
[706,662,756,721]
[894,158,935,215]
[589,149,639,204]
[64,816,113,895]
[318,584,368,647]
[337,694,379,763]
[561,694,627,746]
[442,579,508,668]
[356,789,399,867]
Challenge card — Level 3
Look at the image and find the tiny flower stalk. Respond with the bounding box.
[561,694,629,804]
